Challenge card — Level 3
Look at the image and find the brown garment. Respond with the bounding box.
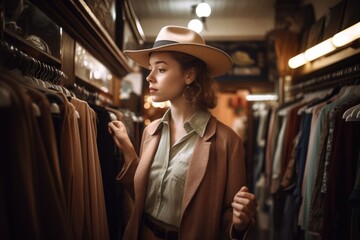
[71,98,109,240]
[57,93,84,240]
[117,116,252,240]
[27,88,71,239]
[0,78,40,239]
[0,71,71,239]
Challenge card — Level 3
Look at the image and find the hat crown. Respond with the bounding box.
[155,26,205,45]
[124,25,232,77]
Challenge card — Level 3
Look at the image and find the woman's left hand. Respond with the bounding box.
[231,186,258,232]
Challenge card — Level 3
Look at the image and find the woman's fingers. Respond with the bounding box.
[231,201,253,218]
[232,186,258,231]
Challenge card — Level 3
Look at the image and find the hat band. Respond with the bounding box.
[152,40,178,48]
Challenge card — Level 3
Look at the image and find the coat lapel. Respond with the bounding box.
[134,120,162,215]
[133,117,217,222]
[181,117,217,217]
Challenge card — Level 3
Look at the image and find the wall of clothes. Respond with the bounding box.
[0,40,143,240]
[252,64,360,240]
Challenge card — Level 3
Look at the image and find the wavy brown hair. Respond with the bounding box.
[169,51,218,110]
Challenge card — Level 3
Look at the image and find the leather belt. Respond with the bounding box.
[143,214,178,240]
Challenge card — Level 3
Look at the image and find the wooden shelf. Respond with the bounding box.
[292,43,360,83]
[4,29,61,68]
[74,75,113,99]
[31,0,132,78]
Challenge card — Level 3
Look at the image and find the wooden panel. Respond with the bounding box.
[61,31,75,86]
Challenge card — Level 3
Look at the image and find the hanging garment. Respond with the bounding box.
[0,71,72,240]
[0,67,111,240]
[72,99,110,240]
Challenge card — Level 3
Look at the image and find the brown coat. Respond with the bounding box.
[117,116,250,240]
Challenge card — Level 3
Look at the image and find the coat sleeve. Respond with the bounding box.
[218,126,250,239]
[115,126,151,199]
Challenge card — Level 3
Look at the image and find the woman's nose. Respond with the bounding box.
[146,72,154,83]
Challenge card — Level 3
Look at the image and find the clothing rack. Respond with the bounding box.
[71,83,99,102]
[289,63,360,94]
[0,39,68,85]
[0,39,116,106]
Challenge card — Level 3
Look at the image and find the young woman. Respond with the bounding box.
[108,25,257,240]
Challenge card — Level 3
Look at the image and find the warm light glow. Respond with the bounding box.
[144,102,151,109]
[332,22,360,47]
[93,70,102,79]
[151,101,171,108]
[144,94,171,108]
[246,94,278,101]
[304,39,336,61]
[288,22,360,69]
[144,119,151,125]
[100,86,109,93]
[196,2,211,18]
[188,18,203,33]
[288,53,307,69]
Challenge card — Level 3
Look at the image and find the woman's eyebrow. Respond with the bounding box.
[154,60,168,65]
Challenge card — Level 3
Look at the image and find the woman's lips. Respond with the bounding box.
[149,88,157,93]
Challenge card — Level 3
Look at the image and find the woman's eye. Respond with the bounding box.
[158,68,166,73]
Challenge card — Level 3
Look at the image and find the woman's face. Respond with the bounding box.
[147,52,190,103]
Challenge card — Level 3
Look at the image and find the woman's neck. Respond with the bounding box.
[169,102,197,126]
[168,104,197,146]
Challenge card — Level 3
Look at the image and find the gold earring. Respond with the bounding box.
[183,84,193,103]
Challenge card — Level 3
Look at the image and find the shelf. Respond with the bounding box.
[31,0,132,78]
[4,29,61,68]
[292,43,360,82]
[74,75,113,99]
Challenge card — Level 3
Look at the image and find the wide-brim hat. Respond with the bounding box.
[124,25,233,77]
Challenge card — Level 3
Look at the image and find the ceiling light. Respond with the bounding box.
[246,94,278,101]
[196,2,211,18]
[188,18,203,33]
[288,21,360,69]
[304,38,336,61]
[332,22,360,47]
[288,53,307,69]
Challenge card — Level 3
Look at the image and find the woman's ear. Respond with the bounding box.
[185,68,196,85]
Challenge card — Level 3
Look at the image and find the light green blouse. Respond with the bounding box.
[144,109,211,228]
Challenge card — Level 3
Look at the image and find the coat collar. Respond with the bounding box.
[147,111,215,139]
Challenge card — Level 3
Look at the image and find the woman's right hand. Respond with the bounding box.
[108,121,136,160]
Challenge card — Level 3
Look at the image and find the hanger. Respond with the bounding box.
[345,103,360,122]
[109,112,117,121]
[0,82,12,108]
[32,102,41,117]
[342,80,360,120]
[50,102,61,114]
[342,104,358,119]
[74,110,80,119]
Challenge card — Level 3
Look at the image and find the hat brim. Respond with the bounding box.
[124,43,233,77]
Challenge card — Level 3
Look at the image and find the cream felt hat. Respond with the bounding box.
[124,25,232,77]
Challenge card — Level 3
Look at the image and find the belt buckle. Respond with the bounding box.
[153,226,166,239]
[144,215,177,240]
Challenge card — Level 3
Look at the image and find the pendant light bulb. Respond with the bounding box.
[188,18,203,33]
[196,2,211,18]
